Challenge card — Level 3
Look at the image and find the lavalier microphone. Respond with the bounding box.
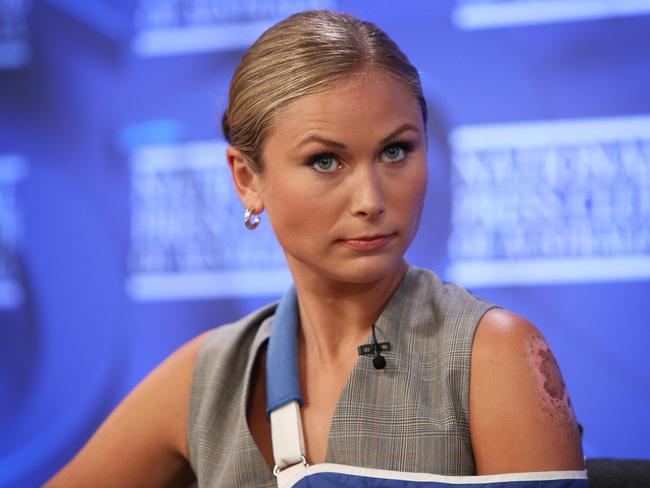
[357,323,391,370]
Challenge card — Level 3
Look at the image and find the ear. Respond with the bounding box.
[226,146,264,213]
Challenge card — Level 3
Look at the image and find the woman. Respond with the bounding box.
[48,10,585,487]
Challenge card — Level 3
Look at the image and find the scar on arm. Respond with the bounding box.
[527,332,579,432]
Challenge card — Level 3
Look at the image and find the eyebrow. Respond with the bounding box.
[295,123,420,151]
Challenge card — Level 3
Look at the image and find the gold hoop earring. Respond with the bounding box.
[244,208,261,230]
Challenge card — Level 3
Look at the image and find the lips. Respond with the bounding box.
[337,233,396,251]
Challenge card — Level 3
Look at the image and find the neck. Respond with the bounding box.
[287,259,408,364]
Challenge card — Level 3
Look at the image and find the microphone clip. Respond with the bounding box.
[357,324,391,370]
[357,342,391,356]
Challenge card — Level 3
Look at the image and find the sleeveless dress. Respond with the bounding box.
[188,266,588,488]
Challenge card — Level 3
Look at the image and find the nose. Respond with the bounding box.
[350,164,385,220]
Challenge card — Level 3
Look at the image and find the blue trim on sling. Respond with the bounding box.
[292,472,588,487]
[266,285,304,415]
[285,463,589,487]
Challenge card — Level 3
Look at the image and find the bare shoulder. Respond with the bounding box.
[46,330,211,488]
[469,308,584,475]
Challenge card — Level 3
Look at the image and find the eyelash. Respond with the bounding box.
[306,139,416,173]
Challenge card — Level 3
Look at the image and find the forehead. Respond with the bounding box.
[266,72,423,145]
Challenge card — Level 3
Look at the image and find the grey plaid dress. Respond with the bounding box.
[188,266,496,487]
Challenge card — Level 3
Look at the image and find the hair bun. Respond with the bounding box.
[221,110,231,143]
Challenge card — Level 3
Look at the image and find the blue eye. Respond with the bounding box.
[310,154,341,173]
[381,141,413,163]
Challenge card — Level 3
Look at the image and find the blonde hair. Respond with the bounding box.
[222,9,427,172]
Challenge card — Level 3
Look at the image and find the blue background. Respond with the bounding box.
[1,1,649,486]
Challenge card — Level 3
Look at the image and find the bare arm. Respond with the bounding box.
[469,308,584,475]
[46,331,210,487]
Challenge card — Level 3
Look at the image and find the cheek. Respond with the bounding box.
[397,164,428,242]
[396,163,428,216]
[261,176,333,246]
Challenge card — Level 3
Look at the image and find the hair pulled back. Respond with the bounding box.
[222,9,427,172]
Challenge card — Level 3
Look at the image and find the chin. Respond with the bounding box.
[319,253,407,286]
[284,235,413,287]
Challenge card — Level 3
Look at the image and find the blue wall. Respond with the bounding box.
[1,1,649,486]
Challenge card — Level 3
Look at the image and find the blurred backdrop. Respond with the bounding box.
[1,0,649,486]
